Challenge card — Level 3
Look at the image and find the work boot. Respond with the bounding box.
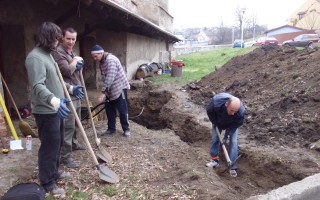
[229,169,237,177]
[57,170,72,180]
[72,143,86,151]
[206,160,219,168]
[45,184,66,197]
[100,129,115,136]
[62,157,79,169]
[123,130,131,137]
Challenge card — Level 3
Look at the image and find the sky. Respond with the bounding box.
[168,0,306,29]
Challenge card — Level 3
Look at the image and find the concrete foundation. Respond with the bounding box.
[247,173,320,200]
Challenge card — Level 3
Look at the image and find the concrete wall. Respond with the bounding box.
[0,0,66,108]
[0,0,174,108]
[126,33,167,79]
[95,30,127,89]
[247,173,320,200]
[110,0,173,32]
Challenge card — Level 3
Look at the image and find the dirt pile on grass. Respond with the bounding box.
[186,44,320,150]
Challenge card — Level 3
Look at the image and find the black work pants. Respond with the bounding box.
[105,89,130,132]
[35,113,64,189]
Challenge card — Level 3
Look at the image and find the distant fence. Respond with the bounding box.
[172,44,232,57]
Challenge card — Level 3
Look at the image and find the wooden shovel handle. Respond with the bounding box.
[50,54,99,166]
[1,75,22,121]
[79,70,99,145]
[215,127,232,164]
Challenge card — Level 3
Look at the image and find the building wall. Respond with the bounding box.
[110,0,173,32]
[267,27,305,36]
[94,30,128,88]
[287,0,320,31]
[0,0,175,108]
[0,0,64,108]
[126,33,167,79]
[0,0,94,108]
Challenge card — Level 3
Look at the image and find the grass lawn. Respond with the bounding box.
[150,47,255,86]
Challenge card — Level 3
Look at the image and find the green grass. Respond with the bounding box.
[103,185,117,197]
[150,47,255,86]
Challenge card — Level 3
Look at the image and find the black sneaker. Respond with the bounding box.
[72,144,86,151]
[57,170,72,180]
[45,184,66,197]
[62,157,79,169]
[100,129,115,136]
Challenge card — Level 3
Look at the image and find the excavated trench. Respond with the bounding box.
[127,82,317,198]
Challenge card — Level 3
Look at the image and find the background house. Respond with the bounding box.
[287,0,320,31]
[265,25,315,44]
[0,0,179,110]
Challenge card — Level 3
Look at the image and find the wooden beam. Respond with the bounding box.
[54,8,77,25]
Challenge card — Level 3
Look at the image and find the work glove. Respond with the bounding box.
[72,85,84,99]
[57,98,71,119]
[74,56,84,71]
[76,60,84,71]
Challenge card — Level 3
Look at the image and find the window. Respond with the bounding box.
[298,12,305,20]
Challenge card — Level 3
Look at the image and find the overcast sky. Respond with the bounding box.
[168,0,306,29]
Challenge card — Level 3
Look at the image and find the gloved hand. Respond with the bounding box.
[57,98,71,119]
[74,56,83,62]
[76,60,84,71]
[74,56,84,71]
[73,85,84,99]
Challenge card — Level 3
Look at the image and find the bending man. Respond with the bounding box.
[206,92,245,177]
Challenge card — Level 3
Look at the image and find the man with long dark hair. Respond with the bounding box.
[25,22,83,196]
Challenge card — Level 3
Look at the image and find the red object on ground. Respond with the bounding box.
[170,61,185,67]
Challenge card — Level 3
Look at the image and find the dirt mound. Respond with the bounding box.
[186,44,320,149]
[124,45,320,199]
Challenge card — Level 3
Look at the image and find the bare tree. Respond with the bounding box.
[235,6,246,39]
[217,17,227,44]
[250,12,258,40]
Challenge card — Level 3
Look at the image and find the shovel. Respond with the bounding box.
[51,55,119,183]
[215,127,241,175]
[0,93,23,150]
[79,70,112,164]
[1,74,36,138]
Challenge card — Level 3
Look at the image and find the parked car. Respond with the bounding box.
[252,37,278,46]
[233,39,244,48]
[282,34,320,48]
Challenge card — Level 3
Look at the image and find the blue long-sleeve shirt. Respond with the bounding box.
[206,93,245,130]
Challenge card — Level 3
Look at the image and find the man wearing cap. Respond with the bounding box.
[91,44,131,137]
[51,27,86,169]
[205,92,245,177]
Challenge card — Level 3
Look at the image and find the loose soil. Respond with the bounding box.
[0,45,320,199]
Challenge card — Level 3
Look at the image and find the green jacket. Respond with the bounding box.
[25,46,70,114]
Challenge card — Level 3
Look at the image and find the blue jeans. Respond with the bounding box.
[105,89,130,132]
[210,125,238,170]
[35,113,64,189]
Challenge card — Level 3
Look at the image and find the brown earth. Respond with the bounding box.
[0,45,320,199]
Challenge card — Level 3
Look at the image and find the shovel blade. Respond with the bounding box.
[96,148,113,164]
[98,165,119,183]
[217,154,242,175]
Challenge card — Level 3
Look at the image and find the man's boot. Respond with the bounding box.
[62,157,79,169]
